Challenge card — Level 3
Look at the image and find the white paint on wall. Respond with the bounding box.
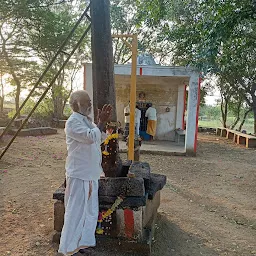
[156,106,176,141]
[185,73,199,155]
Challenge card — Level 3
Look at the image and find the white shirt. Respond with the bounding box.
[124,105,130,123]
[145,107,157,121]
[65,112,106,181]
[135,108,141,124]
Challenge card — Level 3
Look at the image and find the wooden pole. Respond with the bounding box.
[128,35,138,161]
[90,0,117,121]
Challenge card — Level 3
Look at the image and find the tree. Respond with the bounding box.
[135,0,256,132]
[0,2,41,117]
[0,0,91,120]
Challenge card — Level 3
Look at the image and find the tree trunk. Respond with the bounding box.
[52,84,64,120]
[1,37,21,117]
[91,0,120,178]
[52,69,65,120]
[91,0,117,122]
[238,108,252,131]
[15,85,21,117]
[252,83,256,134]
[230,99,242,129]
[0,70,4,115]
[220,95,228,128]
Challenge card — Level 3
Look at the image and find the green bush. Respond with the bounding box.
[8,98,54,127]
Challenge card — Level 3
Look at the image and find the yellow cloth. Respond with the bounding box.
[147,120,157,136]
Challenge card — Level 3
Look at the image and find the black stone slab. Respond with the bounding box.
[99,177,145,197]
[99,195,147,208]
[148,173,166,200]
[53,177,146,202]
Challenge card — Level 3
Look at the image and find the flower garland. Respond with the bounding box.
[96,196,124,235]
[102,133,118,156]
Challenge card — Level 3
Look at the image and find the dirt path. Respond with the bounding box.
[0,131,255,256]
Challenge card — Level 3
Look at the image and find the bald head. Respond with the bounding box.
[69,90,92,116]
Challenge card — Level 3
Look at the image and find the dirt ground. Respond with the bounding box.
[0,130,255,256]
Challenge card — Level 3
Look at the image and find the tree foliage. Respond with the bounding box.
[0,0,90,119]
[135,0,256,132]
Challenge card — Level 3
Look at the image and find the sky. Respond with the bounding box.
[3,67,220,106]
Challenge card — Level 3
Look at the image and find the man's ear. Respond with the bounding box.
[73,100,79,112]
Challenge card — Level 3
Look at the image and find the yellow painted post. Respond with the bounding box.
[128,35,138,160]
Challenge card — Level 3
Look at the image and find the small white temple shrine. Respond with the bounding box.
[83,55,200,156]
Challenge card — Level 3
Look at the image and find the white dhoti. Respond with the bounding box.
[58,177,99,256]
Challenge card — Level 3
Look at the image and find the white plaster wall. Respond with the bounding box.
[155,106,176,141]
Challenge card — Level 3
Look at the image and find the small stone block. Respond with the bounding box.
[53,186,65,202]
[129,162,151,180]
[54,200,64,232]
[148,173,166,200]
[52,231,61,244]
[129,162,151,192]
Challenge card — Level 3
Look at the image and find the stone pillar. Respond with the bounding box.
[185,72,200,156]
[176,84,186,129]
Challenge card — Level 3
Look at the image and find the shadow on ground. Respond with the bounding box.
[87,213,219,256]
[152,213,219,256]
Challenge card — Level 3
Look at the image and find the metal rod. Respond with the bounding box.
[0,24,91,160]
[0,4,91,140]
[128,35,138,161]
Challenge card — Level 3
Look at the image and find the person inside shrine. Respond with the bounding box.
[145,103,157,141]
[58,90,112,256]
[123,101,130,140]
[135,105,141,136]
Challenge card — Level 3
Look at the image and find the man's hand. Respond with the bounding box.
[97,104,112,132]
[98,104,112,123]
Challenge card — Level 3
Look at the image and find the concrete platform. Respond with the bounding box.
[119,140,186,156]
[8,127,57,137]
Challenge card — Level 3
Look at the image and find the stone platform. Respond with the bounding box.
[119,140,186,156]
[53,161,166,255]
[8,127,57,136]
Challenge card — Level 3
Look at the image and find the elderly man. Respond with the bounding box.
[58,90,112,256]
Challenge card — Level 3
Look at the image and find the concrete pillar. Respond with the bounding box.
[185,72,200,156]
[176,84,186,129]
